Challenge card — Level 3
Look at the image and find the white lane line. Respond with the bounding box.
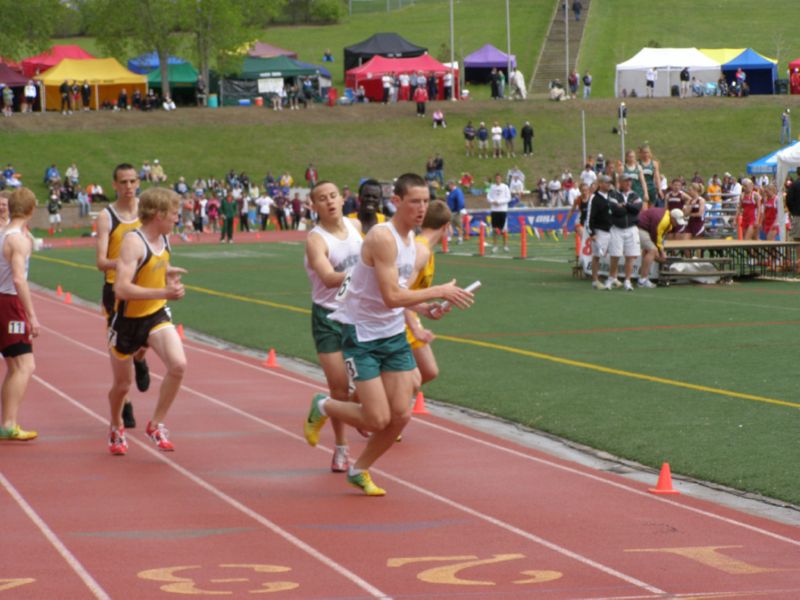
[31,374,391,600]
[38,321,665,596]
[36,293,800,546]
[0,472,112,600]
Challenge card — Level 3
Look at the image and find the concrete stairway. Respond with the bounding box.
[530,0,591,95]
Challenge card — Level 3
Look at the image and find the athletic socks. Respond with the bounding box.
[318,396,328,416]
[348,466,364,477]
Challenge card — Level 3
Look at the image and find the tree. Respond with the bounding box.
[81,0,184,97]
[182,0,284,87]
[0,0,63,60]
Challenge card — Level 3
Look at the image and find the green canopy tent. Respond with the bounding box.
[147,62,199,105]
[221,56,324,106]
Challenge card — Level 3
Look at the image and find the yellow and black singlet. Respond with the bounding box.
[104,205,141,284]
[116,230,170,319]
[410,236,434,291]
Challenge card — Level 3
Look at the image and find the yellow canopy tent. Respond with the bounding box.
[38,58,147,111]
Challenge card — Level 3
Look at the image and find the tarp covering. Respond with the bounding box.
[148,62,199,87]
[38,58,146,111]
[0,57,22,72]
[22,45,94,77]
[128,52,188,74]
[615,48,721,97]
[345,54,456,102]
[239,55,321,79]
[247,42,298,59]
[721,48,777,95]
[0,64,28,87]
[344,33,426,72]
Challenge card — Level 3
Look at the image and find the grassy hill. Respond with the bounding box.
[1,95,793,205]
[58,0,552,98]
[580,0,800,97]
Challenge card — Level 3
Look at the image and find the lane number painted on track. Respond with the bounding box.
[138,564,299,595]
[387,554,562,586]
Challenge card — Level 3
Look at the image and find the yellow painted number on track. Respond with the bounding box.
[138,564,299,595]
[625,546,786,575]
[0,579,35,593]
[387,554,562,586]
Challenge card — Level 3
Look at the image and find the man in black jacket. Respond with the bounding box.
[521,121,534,156]
[587,175,613,289]
[606,174,642,290]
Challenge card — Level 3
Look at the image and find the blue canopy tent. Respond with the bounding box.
[747,140,800,175]
[722,48,777,95]
[127,52,188,75]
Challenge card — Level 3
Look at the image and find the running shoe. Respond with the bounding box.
[331,447,350,473]
[145,421,175,451]
[638,279,657,289]
[133,358,150,392]
[623,280,635,292]
[122,401,136,429]
[347,471,386,496]
[0,424,38,441]
[606,278,623,289]
[591,281,603,290]
[108,427,127,455]
[304,393,328,447]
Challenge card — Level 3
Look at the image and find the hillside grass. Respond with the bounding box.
[2,95,794,206]
[580,0,800,97]
[57,0,552,100]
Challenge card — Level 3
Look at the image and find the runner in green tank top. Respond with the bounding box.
[620,150,648,205]
[638,144,662,207]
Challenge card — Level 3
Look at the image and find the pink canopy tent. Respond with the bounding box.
[21,45,95,77]
[345,54,457,102]
[247,42,298,59]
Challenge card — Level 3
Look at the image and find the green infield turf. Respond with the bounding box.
[30,238,800,506]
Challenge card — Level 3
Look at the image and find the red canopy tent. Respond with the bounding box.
[21,45,94,77]
[345,54,457,102]
[789,58,800,94]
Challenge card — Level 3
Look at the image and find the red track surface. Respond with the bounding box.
[2,292,799,599]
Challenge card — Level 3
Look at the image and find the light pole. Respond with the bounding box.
[449,0,456,101]
[505,0,512,89]
[619,102,626,163]
[564,1,570,84]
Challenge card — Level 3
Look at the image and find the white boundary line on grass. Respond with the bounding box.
[38,318,668,596]
[36,293,800,546]
[0,472,112,600]
[31,374,391,600]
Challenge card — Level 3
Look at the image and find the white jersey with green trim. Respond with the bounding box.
[330,221,416,342]
[304,218,362,310]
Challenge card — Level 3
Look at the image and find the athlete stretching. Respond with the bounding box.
[304,173,473,496]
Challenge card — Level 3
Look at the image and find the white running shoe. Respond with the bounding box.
[624,280,634,291]
[638,279,656,289]
[592,281,603,290]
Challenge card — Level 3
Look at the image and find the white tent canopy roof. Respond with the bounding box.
[615,47,721,98]
[616,47,720,70]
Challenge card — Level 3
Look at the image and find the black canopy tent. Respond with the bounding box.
[343,33,427,72]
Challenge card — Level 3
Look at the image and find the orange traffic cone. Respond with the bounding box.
[412,391,429,415]
[176,323,185,340]
[64,292,72,305]
[264,348,278,368]
[56,285,63,297]
[648,462,680,495]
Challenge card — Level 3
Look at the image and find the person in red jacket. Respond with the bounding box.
[413,83,428,118]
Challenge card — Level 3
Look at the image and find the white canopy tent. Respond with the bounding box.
[615,48,721,97]
[775,145,800,241]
